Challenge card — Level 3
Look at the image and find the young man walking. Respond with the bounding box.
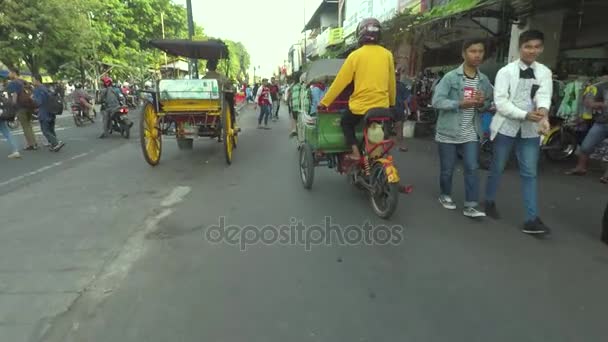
[7,68,38,150]
[432,39,493,217]
[32,74,65,152]
[485,30,553,235]
[255,78,272,129]
[269,77,280,120]
[287,72,303,137]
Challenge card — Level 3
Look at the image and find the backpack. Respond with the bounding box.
[16,80,37,110]
[47,90,64,115]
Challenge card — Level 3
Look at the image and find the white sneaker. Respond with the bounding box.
[8,152,21,159]
[438,195,457,210]
[463,207,486,218]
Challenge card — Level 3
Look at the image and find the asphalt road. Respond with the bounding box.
[1,104,607,342]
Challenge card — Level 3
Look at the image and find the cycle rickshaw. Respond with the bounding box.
[296,59,409,219]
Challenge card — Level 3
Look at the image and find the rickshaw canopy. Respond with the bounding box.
[149,39,230,60]
[302,59,345,84]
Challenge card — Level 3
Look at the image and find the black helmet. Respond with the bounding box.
[75,82,83,89]
[357,18,382,45]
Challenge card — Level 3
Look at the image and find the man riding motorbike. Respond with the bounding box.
[98,76,132,138]
[72,82,95,119]
[319,18,396,160]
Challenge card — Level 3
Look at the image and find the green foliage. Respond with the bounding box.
[0,0,250,86]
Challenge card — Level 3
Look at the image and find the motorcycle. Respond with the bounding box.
[101,104,132,139]
[542,117,592,161]
[71,103,95,127]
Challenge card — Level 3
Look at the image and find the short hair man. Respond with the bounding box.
[432,38,493,218]
[484,30,553,235]
[7,68,38,150]
[32,74,65,151]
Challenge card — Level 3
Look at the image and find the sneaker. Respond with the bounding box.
[438,195,457,210]
[264,125,272,130]
[52,141,65,152]
[257,125,263,129]
[484,201,501,220]
[522,218,550,235]
[24,145,38,151]
[463,206,486,218]
[8,152,21,159]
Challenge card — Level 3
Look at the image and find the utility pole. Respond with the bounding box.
[161,11,168,67]
[186,0,198,79]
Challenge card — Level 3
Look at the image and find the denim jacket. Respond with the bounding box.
[432,64,493,141]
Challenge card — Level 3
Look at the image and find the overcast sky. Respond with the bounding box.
[173,0,322,78]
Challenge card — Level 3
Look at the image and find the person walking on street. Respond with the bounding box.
[484,30,553,235]
[432,39,493,218]
[0,95,21,158]
[7,68,38,150]
[394,68,410,152]
[32,74,65,152]
[269,77,280,120]
[255,78,272,129]
[287,72,305,137]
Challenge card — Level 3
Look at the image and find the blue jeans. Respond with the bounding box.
[485,132,540,222]
[39,119,59,146]
[0,120,19,153]
[438,141,480,207]
[580,123,608,155]
[258,105,271,125]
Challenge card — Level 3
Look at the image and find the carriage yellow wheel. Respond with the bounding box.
[140,102,162,166]
[223,103,234,165]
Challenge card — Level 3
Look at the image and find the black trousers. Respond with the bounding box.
[341,110,364,147]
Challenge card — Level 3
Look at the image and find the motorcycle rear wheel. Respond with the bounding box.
[369,163,399,219]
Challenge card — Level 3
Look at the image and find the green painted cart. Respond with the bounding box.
[295,59,407,219]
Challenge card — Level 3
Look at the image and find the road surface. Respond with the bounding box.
[0,104,606,342]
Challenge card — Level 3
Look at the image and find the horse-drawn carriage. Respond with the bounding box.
[140,39,238,166]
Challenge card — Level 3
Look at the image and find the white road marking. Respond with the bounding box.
[161,186,192,207]
[2,126,71,141]
[0,150,92,187]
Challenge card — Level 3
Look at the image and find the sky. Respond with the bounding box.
[174,0,323,78]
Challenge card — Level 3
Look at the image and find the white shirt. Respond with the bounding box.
[491,59,553,140]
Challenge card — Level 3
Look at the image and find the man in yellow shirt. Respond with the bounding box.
[319,18,396,160]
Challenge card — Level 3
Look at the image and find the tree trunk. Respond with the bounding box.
[24,54,39,75]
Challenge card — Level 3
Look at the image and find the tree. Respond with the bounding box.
[0,0,93,74]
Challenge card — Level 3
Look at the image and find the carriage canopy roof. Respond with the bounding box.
[148,39,230,60]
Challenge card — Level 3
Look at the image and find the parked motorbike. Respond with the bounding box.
[542,117,592,161]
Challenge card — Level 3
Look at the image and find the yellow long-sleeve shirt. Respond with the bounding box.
[320,44,396,115]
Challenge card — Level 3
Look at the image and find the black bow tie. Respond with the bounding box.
[520,68,536,79]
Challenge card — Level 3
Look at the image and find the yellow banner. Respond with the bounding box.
[327,28,344,46]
